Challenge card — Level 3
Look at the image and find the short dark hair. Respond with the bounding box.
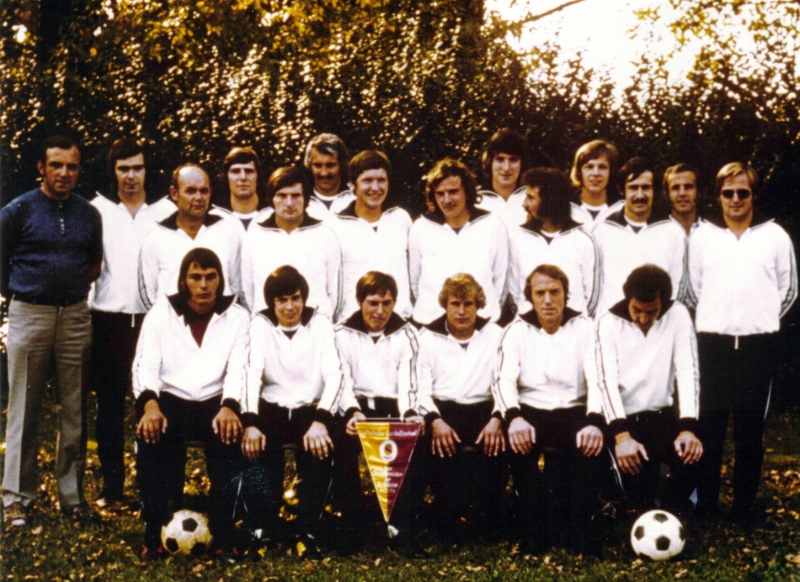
[264,265,309,311]
[39,135,81,164]
[438,273,486,310]
[570,139,618,191]
[662,163,699,199]
[304,133,350,184]
[424,158,479,214]
[618,157,656,196]
[349,150,391,184]
[265,166,312,208]
[622,264,672,304]
[216,146,265,209]
[107,137,145,193]
[481,129,527,184]
[356,271,398,304]
[524,264,570,304]
[170,163,210,190]
[521,167,573,226]
[177,247,225,304]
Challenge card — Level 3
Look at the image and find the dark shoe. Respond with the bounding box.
[4,502,28,528]
[140,543,167,562]
[64,503,102,525]
[389,533,429,559]
[732,505,774,531]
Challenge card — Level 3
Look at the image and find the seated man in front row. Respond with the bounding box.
[333,271,427,558]
[592,264,702,521]
[133,248,250,560]
[496,264,604,556]
[240,265,343,559]
[417,273,506,545]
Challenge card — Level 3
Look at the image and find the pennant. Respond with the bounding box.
[356,419,421,523]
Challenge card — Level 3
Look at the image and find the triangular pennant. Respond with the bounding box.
[356,420,420,522]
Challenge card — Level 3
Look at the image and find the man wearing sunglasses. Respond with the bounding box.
[688,162,797,529]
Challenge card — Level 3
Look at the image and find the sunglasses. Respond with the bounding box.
[721,188,751,200]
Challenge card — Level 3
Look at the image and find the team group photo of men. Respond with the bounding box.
[0,128,797,567]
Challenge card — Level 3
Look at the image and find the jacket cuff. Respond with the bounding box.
[403,409,419,419]
[491,410,503,421]
[240,412,259,428]
[586,413,606,429]
[504,407,522,423]
[135,390,159,418]
[609,417,632,437]
[314,408,334,427]
[424,411,441,425]
[345,407,361,421]
[221,398,241,415]
[678,417,699,434]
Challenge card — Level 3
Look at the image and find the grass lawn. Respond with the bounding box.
[1,388,799,581]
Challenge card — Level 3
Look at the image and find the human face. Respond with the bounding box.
[353,168,388,214]
[115,153,146,200]
[184,262,219,313]
[579,154,610,199]
[273,183,305,228]
[522,186,541,220]
[492,153,522,191]
[227,161,257,200]
[667,171,697,218]
[623,171,654,222]
[274,290,304,328]
[445,293,478,339]
[529,272,565,332]
[628,296,661,334]
[361,289,395,333]
[38,146,81,199]
[434,175,470,227]
[309,149,341,196]
[719,173,754,225]
[171,166,211,221]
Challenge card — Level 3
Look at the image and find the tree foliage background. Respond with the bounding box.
[1,0,799,397]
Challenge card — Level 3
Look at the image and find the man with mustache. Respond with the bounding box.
[303,133,355,220]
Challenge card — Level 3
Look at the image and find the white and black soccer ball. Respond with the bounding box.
[630,509,685,561]
[161,509,214,556]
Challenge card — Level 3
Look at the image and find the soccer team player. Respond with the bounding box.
[1,133,796,564]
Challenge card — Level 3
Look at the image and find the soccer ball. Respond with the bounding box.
[161,509,214,556]
[630,509,685,561]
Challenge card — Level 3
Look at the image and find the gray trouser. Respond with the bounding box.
[3,299,91,509]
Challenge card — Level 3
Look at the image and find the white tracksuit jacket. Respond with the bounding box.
[138,210,242,310]
[688,213,797,336]
[416,315,502,418]
[592,299,700,436]
[132,294,250,406]
[508,218,600,317]
[475,187,529,229]
[241,212,341,319]
[409,209,509,324]
[334,311,420,417]
[494,309,601,417]
[331,203,412,321]
[242,307,344,423]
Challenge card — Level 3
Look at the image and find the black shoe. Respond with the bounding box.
[63,503,103,526]
[731,505,774,531]
[389,533,429,559]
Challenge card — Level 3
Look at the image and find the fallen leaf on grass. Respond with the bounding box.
[31,525,43,535]
[675,568,688,579]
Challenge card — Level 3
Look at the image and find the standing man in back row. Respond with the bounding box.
[475,129,529,228]
[88,137,174,508]
[569,139,623,230]
[690,162,797,528]
[2,135,103,527]
[333,150,413,321]
[303,133,355,220]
